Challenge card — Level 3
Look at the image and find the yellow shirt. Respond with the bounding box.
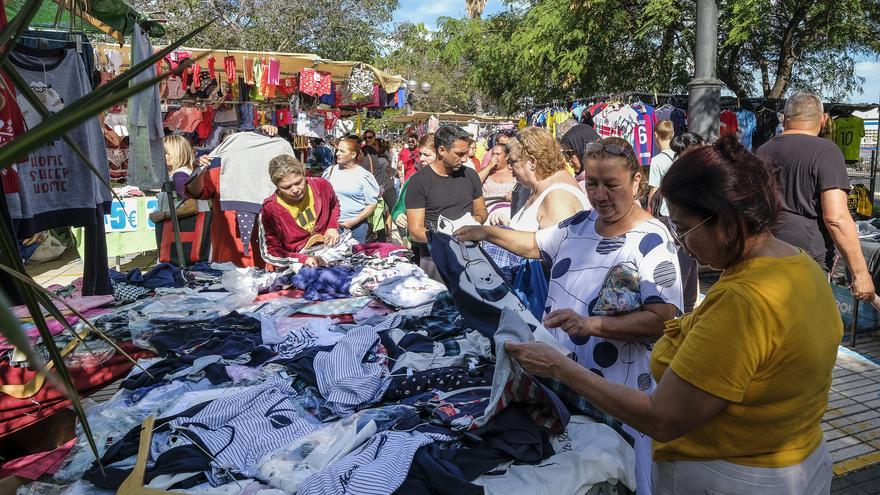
[650,251,842,468]
[276,185,316,232]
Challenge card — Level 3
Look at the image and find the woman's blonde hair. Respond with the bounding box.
[162,134,194,171]
[519,127,567,181]
[268,154,306,184]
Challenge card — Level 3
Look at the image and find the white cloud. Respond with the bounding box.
[849,60,880,103]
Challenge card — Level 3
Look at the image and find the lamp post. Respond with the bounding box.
[404,79,432,114]
[688,0,723,142]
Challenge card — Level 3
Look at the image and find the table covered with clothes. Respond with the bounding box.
[4,236,637,495]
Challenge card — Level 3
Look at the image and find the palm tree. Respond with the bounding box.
[465,0,488,19]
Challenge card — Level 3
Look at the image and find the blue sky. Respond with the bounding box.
[394,1,878,104]
[394,0,508,27]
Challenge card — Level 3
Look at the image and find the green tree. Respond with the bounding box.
[436,0,880,111]
[379,21,480,113]
[130,0,398,62]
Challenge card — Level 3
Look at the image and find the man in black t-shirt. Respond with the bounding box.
[406,125,488,279]
[757,92,874,301]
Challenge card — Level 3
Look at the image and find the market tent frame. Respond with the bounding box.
[93,43,406,93]
[392,111,512,124]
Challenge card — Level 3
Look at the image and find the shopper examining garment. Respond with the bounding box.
[757,92,874,300]
[455,137,682,494]
[323,138,380,243]
[259,155,340,268]
[406,125,488,279]
[490,136,840,495]
[508,127,591,231]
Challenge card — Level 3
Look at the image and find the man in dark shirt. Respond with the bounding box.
[757,92,874,301]
[406,125,488,279]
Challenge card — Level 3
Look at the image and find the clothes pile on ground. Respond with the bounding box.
[3,238,636,495]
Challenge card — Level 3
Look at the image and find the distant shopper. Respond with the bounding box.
[323,138,380,243]
[757,92,874,301]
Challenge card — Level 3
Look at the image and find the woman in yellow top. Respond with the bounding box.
[496,136,840,494]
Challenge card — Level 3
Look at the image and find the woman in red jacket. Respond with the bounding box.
[259,154,341,267]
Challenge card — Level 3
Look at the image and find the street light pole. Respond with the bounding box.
[688,0,723,142]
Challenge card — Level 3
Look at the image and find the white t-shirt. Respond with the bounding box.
[648,149,675,217]
[535,210,683,495]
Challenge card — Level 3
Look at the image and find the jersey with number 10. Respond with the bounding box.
[833,116,865,162]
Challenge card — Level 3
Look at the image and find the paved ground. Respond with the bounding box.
[25,251,880,490]
[833,463,880,494]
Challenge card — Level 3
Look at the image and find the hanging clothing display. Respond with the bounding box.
[833,115,865,162]
[210,132,295,255]
[719,109,738,138]
[126,24,166,189]
[735,109,757,150]
[9,44,111,232]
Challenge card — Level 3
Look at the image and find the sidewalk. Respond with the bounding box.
[826,333,880,478]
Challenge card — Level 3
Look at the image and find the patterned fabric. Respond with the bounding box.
[112,281,151,303]
[348,67,374,98]
[298,431,433,495]
[384,363,494,401]
[482,241,522,282]
[474,308,570,434]
[540,376,633,445]
[299,68,332,97]
[168,375,320,483]
[314,321,393,415]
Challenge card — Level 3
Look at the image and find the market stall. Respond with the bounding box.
[1,234,637,494]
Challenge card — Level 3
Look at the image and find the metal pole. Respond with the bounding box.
[688,0,723,142]
[873,91,880,209]
[161,179,187,268]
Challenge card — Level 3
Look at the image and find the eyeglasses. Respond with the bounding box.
[562,149,577,158]
[668,216,713,244]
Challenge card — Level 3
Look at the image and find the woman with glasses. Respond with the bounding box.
[471,136,839,494]
[559,123,600,189]
[507,127,591,231]
[455,136,682,494]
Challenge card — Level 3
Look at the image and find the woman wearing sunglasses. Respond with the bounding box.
[464,136,840,494]
[456,136,683,494]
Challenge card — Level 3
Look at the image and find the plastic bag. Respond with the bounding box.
[28,232,67,263]
[221,268,278,300]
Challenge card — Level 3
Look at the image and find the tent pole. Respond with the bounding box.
[161,176,187,268]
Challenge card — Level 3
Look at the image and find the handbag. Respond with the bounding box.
[592,261,642,316]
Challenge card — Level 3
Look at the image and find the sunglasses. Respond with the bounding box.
[562,149,577,158]
[584,142,635,160]
[668,216,713,245]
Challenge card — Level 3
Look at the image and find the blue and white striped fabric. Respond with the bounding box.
[298,431,433,495]
[168,375,320,483]
[314,317,397,415]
